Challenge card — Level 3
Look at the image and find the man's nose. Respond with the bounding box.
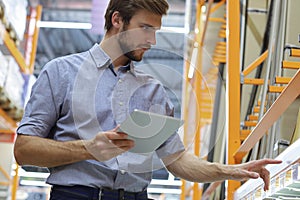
[146,32,157,45]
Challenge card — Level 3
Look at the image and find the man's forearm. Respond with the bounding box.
[165,152,232,183]
[14,135,93,168]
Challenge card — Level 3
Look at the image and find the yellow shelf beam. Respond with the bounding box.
[253,106,266,113]
[209,17,226,23]
[0,23,29,74]
[0,108,17,132]
[243,78,264,85]
[282,61,300,69]
[290,48,300,57]
[214,49,226,55]
[268,85,285,93]
[0,166,11,181]
[210,0,225,14]
[244,121,258,127]
[275,77,291,84]
[227,0,241,198]
[240,130,251,141]
[221,24,226,30]
[242,50,269,76]
[25,5,42,74]
[248,115,259,121]
[234,69,300,163]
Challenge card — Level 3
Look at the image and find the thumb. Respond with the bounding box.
[247,171,259,179]
[111,125,121,132]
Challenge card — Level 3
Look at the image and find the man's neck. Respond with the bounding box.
[100,34,130,68]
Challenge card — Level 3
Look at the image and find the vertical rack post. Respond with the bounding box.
[226,0,241,199]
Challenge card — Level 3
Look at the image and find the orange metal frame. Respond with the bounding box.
[210,0,226,14]
[0,23,29,73]
[290,48,300,57]
[242,50,269,76]
[0,109,17,132]
[0,5,42,74]
[181,0,224,198]
[234,69,300,162]
[25,5,42,74]
[192,1,204,199]
[282,60,300,69]
[226,0,241,199]
[0,5,42,200]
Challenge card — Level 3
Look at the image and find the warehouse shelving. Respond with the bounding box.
[0,3,42,200]
[0,23,28,73]
[181,0,300,199]
[234,69,300,162]
[0,5,42,135]
[180,0,226,199]
[229,0,300,199]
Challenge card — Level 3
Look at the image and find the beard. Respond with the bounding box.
[117,25,149,62]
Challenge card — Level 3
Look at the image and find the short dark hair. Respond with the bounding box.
[104,0,169,31]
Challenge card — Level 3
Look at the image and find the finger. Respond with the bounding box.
[111,139,135,149]
[110,125,121,132]
[105,132,128,140]
[259,168,270,191]
[246,171,259,179]
[263,178,269,191]
[257,159,282,166]
[119,144,134,152]
[105,140,134,155]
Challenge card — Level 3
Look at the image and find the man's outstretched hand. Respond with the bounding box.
[232,159,282,191]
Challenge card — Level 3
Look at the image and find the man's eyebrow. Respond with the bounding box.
[140,23,161,30]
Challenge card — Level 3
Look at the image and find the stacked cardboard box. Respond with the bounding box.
[0,0,27,41]
[4,56,25,108]
[0,50,8,89]
[0,53,25,121]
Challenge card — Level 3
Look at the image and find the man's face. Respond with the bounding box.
[117,10,162,61]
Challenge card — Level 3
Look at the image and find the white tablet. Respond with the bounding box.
[118,109,184,153]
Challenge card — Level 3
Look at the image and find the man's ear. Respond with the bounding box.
[111,11,123,29]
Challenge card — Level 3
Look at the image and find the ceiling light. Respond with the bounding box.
[37,21,92,29]
[37,21,188,34]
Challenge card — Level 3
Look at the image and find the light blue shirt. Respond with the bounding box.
[17,44,185,192]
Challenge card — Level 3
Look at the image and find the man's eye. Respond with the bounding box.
[142,26,152,31]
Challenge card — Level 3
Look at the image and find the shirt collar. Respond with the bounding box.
[89,43,136,77]
[128,61,137,77]
[89,44,111,68]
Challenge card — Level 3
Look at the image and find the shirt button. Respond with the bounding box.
[119,79,122,83]
[119,102,123,106]
[120,170,126,175]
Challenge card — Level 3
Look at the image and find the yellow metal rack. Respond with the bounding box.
[0,4,42,200]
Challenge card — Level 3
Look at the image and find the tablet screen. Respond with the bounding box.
[118,110,184,153]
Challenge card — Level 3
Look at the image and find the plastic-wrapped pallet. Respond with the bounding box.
[3,56,25,109]
[0,50,10,117]
[0,0,27,41]
[0,50,8,88]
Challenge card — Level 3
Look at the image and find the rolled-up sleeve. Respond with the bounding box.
[155,96,185,158]
[17,61,61,138]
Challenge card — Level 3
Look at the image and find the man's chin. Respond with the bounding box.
[125,51,145,62]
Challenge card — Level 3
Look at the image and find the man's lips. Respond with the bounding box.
[138,45,151,51]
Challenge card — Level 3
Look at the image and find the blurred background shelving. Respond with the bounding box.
[1,0,300,199]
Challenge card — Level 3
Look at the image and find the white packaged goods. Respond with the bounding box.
[0,0,27,40]
[3,56,25,108]
[0,50,8,88]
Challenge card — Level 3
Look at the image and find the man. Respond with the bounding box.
[14,0,281,199]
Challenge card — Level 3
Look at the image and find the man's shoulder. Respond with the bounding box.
[133,68,162,85]
[41,51,90,74]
